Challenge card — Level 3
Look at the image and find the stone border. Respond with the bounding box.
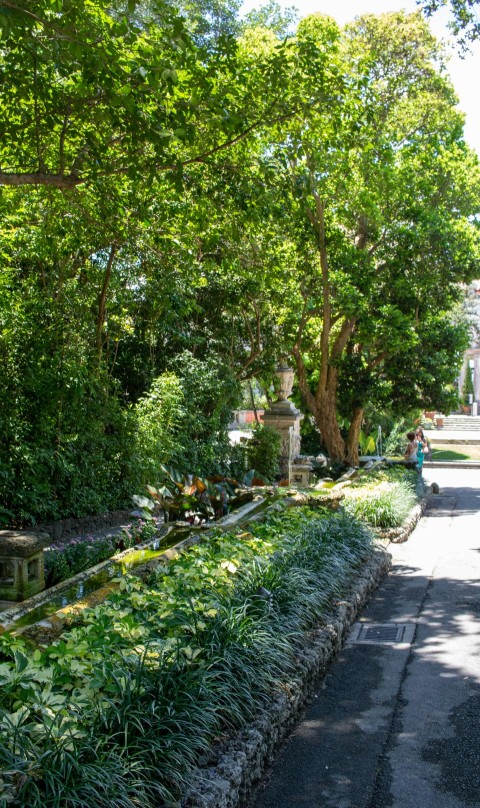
[373,490,431,544]
[181,547,391,808]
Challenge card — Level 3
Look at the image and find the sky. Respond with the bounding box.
[241,0,480,155]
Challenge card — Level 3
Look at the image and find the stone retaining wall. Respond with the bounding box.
[374,494,431,543]
[182,548,391,808]
[180,486,432,808]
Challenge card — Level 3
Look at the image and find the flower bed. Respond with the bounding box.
[0,505,376,808]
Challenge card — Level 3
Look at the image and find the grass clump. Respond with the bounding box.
[343,467,418,528]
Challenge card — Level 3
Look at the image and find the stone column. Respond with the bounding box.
[262,366,303,479]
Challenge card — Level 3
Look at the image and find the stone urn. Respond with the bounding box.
[275,365,295,401]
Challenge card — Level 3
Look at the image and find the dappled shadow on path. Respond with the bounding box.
[426,485,480,517]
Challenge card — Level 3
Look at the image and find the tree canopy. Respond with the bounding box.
[0,3,479,522]
[419,0,480,44]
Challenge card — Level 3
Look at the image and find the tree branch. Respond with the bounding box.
[367,351,388,371]
[0,171,81,188]
[331,317,357,359]
[292,341,318,417]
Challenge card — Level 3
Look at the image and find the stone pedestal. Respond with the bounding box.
[0,531,50,601]
[289,459,313,488]
[263,367,303,479]
[263,400,303,478]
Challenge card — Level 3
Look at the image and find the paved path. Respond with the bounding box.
[249,468,480,808]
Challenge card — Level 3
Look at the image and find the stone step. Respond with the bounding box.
[441,424,480,430]
[423,416,480,431]
[438,424,480,430]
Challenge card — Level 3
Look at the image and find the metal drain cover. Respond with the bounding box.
[347,622,415,645]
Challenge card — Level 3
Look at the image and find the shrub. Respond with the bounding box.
[132,373,185,488]
[462,368,474,406]
[170,351,241,475]
[383,418,417,456]
[246,425,281,481]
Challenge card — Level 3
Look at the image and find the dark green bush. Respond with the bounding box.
[245,425,281,481]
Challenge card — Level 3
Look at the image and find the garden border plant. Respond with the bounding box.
[0,500,383,808]
[0,465,427,808]
[43,519,160,588]
[341,466,422,529]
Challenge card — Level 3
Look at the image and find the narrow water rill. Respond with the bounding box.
[0,496,268,638]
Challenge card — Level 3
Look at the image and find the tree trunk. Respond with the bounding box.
[293,348,347,461]
[248,380,259,424]
[316,400,346,460]
[96,244,117,361]
[314,362,346,461]
[346,406,364,466]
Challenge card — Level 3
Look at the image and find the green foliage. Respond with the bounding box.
[358,430,377,455]
[168,352,242,475]
[0,345,135,526]
[462,366,474,405]
[246,425,281,481]
[227,441,249,481]
[343,469,418,528]
[44,521,157,587]
[299,415,323,456]
[0,2,479,523]
[137,466,243,523]
[0,506,374,807]
[383,419,418,456]
[132,373,185,488]
[262,10,480,462]
[242,0,298,37]
[420,0,480,45]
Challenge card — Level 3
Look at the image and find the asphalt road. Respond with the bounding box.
[248,468,480,808]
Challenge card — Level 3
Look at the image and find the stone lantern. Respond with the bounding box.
[262,365,303,479]
[0,530,50,602]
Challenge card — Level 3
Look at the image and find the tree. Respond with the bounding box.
[258,12,480,463]
[419,0,480,44]
[242,0,298,38]
[0,0,301,189]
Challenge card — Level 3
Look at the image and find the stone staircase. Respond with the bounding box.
[434,414,480,431]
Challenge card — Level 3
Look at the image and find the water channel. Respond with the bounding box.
[0,495,269,636]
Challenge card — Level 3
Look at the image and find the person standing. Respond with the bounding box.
[415,427,429,470]
[404,431,418,469]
